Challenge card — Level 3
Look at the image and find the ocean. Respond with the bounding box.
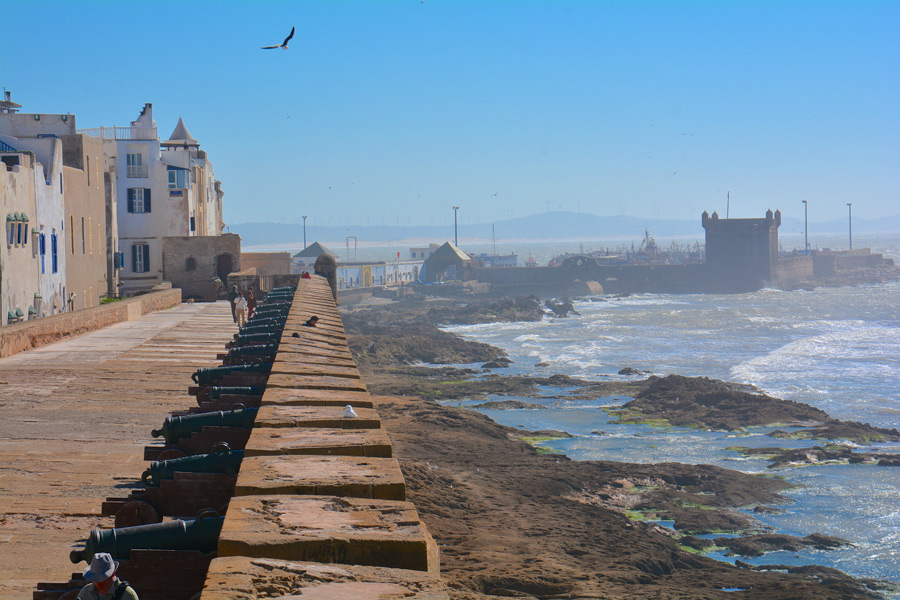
[443,279,900,592]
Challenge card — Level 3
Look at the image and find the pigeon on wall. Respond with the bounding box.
[262,26,295,50]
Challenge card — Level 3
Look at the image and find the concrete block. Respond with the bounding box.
[235,455,405,500]
[244,427,392,458]
[201,557,448,599]
[255,405,381,429]
[218,496,439,573]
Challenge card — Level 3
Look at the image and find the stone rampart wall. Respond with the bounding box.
[0,287,181,358]
[201,277,445,597]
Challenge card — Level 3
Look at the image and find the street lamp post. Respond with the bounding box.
[452,206,460,246]
[847,203,852,250]
[801,200,808,253]
[302,215,307,250]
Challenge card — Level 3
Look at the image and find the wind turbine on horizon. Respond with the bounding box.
[262,26,295,50]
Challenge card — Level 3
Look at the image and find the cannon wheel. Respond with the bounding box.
[156,448,187,461]
[115,500,162,528]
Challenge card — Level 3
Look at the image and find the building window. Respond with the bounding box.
[132,243,150,273]
[6,222,14,246]
[81,217,86,254]
[89,217,93,254]
[126,153,146,178]
[167,167,188,189]
[51,232,58,274]
[190,216,196,232]
[186,256,197,271]
[16,222,22,245]
[70,215,75,254]
[87,155,91,187]
[127,188,151,213]
[40,232,46,273]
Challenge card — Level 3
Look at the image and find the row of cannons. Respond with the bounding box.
[35,276,445,600]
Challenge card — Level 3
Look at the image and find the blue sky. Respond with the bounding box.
[2,0,897,229]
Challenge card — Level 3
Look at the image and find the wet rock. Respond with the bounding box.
[618,367,645,375]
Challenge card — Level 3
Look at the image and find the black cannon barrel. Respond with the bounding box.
[152,406,259,444]
[69,510,224,563]
[141,444,245,486]
[231,332,279,346]
[227,343,278,358]
[191,363,272,386]
[207,386,265,400]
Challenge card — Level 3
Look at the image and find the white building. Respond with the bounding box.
[0,95,71,318]
[81,104,225,295]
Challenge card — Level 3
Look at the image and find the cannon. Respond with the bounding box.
[228,332,279,347]
[69,509,224,564]
[142,443,244,487]
[226,343,278,358]
[207,386,265,400]
[152,406,259,445]
[191,363,272,386]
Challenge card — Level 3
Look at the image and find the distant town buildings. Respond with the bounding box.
[1,94,230,324]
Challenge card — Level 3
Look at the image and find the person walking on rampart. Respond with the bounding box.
[76,553,138,600]
[235,291,248,327]
[246,289,257,319]
[228,285,239,323]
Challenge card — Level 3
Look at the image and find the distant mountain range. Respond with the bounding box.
[230,211,900,248]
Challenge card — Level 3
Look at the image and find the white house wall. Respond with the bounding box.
[0,157,40,323]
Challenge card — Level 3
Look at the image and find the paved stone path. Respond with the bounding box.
[0,301,237,600]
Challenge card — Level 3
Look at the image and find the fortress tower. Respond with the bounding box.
[702,209,781,291]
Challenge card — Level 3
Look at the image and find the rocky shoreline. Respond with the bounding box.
[342,293,898,599]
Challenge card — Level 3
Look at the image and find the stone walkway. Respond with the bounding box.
[0,301,237,600]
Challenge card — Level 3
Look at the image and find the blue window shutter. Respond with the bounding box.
[127,188,134,213]
[144,189,151,213]
[132,244,138,271]
[142,244,150,272]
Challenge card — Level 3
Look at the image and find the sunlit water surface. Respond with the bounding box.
[443,281,900,591]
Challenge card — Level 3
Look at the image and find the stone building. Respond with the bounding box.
[0,93,73,320]
[60,133,116,309]
[162,233,241,301]
[82,103,225,296]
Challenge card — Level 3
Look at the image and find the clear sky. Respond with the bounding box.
[2,0,897,229]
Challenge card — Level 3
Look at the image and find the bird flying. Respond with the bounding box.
[262,26,295,50]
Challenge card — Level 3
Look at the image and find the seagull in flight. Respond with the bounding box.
[262,26,295,50]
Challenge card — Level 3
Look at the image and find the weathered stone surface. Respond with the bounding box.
[269,362,361,379]
[218,496,439,573]
[255,405,381,429]
[244,427,392,457]
[266,373,368,392]
[201,557,448,600]
[235,455,405,500]
[260,387,374,408]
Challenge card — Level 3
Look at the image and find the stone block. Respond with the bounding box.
[265,373,368,393]
[260,387,373,408]
[244,427,392,458]
[201,557,448,599]
[255,405,380,429]
[235,455,405,500]
[219,496,439,573]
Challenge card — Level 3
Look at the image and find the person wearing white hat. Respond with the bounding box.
[77,553,138,600]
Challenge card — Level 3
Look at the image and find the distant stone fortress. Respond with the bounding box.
[465,210,895,295]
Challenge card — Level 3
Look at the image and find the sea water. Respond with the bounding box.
[443,280,900,591]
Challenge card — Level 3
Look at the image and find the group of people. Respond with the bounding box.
[228,286,257,326]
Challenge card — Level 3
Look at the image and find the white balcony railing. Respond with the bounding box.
[77,126,157,141]
[126,165,149,178]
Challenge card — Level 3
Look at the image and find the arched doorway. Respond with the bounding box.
[215,253,234,285]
